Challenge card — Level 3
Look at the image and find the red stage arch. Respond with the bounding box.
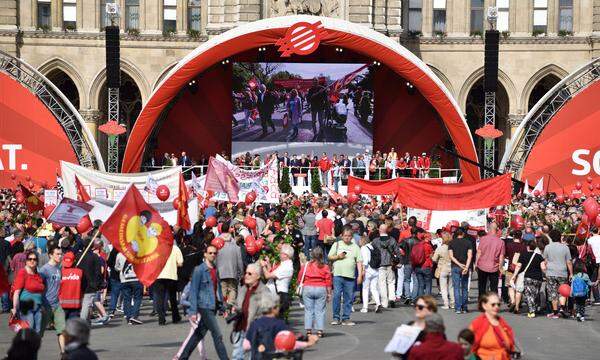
[123,16,480,182]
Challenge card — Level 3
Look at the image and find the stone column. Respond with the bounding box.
[78,0,97,32]
[52,0,62,31]
[513,0,532,36]
[348,0,373,26]
[386,0,402,34]
[143,0,161,34]
[594,0,600,35]
[508,113,524,138]
[422,0,433,37]
[177,0,186,34]
[575,0,593,35]
[547,0,559,36]
[79,109,102,140]
[449,0,469,37]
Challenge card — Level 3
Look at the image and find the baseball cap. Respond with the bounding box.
[63,252,75,268]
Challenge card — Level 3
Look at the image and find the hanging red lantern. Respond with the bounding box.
[205,216,217,228]
[76,216,92,234]
[43,205,56,219]
[156,185,170,201]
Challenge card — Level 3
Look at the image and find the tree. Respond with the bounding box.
[310,168,321,194]
[279,167,292,193]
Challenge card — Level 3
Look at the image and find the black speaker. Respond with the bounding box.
[484,30,499,92]
[105,26,120,88]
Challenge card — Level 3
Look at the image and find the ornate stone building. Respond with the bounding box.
[1,0,599,163]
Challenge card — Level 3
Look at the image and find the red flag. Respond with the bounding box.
[328,64,369,98]
[100,185,174,287]
[177,173,191,231]
[204,157,240,202]
[74,175,91,202]
[18,184,44,213]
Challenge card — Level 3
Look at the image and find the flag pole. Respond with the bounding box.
[75,227,102,268]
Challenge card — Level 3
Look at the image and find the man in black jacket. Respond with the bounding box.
[257,84,277,135]
[76,238,106,323]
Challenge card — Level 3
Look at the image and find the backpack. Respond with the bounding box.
[368,245,382,269]
[410,242,426,268]
[571,275,589,297]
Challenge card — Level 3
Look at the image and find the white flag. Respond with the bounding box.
[523,179,530,196]
[533,177,545,195]
[190,172,203,195]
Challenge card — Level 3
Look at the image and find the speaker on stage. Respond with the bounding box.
[484,30,499,92]
[105,26,120,88]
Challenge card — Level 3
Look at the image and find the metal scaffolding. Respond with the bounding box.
[107,87,120,173]
[0,50,104,170]
[483,91,496,178]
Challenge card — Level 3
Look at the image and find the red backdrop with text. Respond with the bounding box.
[522,80,600,194]
[0,73,78,188]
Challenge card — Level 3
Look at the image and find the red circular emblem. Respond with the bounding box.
[276,21,327,57]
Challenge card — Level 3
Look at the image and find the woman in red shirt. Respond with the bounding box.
[298,247,331,338]
[11,250,45,333]
[469,292,516,360]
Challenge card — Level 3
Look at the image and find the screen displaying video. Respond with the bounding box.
[232,62,374,145]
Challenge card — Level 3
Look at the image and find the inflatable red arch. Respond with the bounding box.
[122,16,480,182]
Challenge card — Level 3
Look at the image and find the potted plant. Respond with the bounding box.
[187,29,201,39]
[558,30,573,37]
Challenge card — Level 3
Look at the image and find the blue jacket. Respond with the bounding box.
[188,262,223,315]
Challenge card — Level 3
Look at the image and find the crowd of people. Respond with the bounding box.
[1,184,599,359]
[232,78,374,142]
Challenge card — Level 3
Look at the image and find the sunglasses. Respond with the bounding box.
[27,257,37,262]
[415,304,427,310]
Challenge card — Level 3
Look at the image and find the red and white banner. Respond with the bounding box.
[204,155,279,204]
[407,208,488,232]
[47,198,94,227]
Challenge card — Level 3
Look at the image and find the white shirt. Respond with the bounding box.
[266,259,294,294]
[588,235,600,264]
[335,101,348,115]
[360,244,379,276]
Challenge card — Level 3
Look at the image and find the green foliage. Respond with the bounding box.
[558,30,573,37]
[501,31,510,39]
[470,31,483,38]
[532,29,546,37]
[127,28,140,36]
[433,31,447,38]
[408,30,422,38]
[187,29,201,39]
[310,168,321,194]
[279,167,292,194]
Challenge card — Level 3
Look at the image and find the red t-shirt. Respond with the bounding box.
[318,158,331,172]
[13,268,45,294]
[316,218,334,241]
[209,267,218,297]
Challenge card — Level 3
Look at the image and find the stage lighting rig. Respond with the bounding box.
[406,81,416,95]
[372,60,381,66]
[335,47,343,52]
[221,59,230,65]
[187,79,199,94]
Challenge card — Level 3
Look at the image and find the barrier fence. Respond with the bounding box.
[142,165,462,195]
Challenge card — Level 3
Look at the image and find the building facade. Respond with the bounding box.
[1,0,599,165]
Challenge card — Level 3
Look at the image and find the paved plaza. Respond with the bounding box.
[1,293,599,360]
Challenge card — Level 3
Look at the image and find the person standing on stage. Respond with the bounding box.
[257,84,277,136]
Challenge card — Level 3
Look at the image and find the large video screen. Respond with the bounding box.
[232,62,374,145]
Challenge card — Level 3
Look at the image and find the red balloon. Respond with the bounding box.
[245,191,257,205]
[15,193,25,204]
[292,199,301,207]
[41,180,48,189]
[347,192,359,204]
[210,237,225,250]
[43,205,56,219]
[172,198,180,210]
[587,176,594,184]
[576,182,583,190]
[52,223,62,231]
[589,184,595,192]
[255,237,265,251]
[596,184,600,190]
[583,197,600,220]
[533,190,540,197]
[556,194,565,204]
[445,220,460,232]
[10,174,16,180]
[559,284,571,298]
[156,185,170,202]
[25,175,31,182]
[205,216,217,228]
[595,215,600,227]
[245,235,256,245]
[76,215,92,234]
[274,330,296,351]
[510,215,525,230]
[353,184,363,195]
[243,217,257,230]
[582,214,590,225]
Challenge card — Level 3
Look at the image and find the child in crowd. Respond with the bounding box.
[570,261,596,322]
[457,329,480,360]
